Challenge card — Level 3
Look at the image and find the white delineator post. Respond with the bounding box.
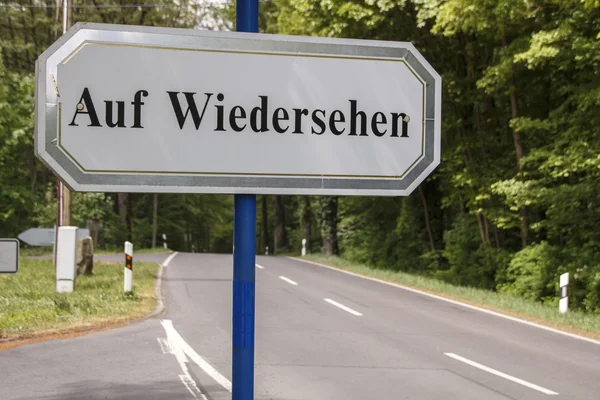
[265,246,269,256]
[56,226,77,293]
[301,238,307,257]
[124,241,133,292]
[559,273,569,313]
[162,234,167,249]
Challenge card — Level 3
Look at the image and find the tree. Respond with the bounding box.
[318,196,338,256]
[273,196,286,253]
[301,196,313,253]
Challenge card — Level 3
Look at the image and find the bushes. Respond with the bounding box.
[498,242,561,302]
[497,243,600,312]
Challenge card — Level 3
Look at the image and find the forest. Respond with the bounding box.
[1,0,599,312]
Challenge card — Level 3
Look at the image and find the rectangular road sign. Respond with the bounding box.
[0,239,19,274]
[35,23,441,196]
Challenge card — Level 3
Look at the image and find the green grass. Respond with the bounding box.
[302,254,600,338]
[20,247,53,257]
[0,258,159,338]
[22,247,172,257]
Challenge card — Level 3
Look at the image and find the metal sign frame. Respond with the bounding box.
[0,239,20,274]
[35,22,441,196]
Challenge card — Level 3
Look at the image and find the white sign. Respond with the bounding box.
[36,23,441,196]
[18,228,55,247]
[0,239,19,274]
[18,227,90,246]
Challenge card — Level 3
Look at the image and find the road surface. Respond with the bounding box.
[2,253,599,399]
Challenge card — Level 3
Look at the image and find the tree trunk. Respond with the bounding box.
[62,186,72,226]
[67,0,73,29]
[477,213,488,249]
[185,195,191,252]
[128,194,134,239]
[87,219,100,250]
[503,33,528,248]
[494,225,501,249]
[302,196,312,253]
[319,196,338,256]
[483,215,491,245]
[273,196,286,253]
[76,237,94,276]
[117,192,131,240]
[418,186,436,252]
[152,193,158,248]
[261,196,269,254]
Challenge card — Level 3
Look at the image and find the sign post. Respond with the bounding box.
[35,13,441,400]
[559,273,569,313]
[124,241,133,293]
[233,3,258,399]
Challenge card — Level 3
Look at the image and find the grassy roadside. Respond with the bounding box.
[302,254,600,339]
[0,258,159,339]
[20,247,53,257]
[21,247,172,257]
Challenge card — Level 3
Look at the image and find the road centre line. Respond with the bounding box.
[444,353,558,396]
[256,264,264,269]
[162,252,179,267]
[161,320,232,393]
[279,276,298,285]
[324,298,363,316]
[292,257,600,346]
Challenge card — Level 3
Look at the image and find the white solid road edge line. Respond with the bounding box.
[444,353,558,396]
[161,320,232,393]
[291,257,600,346]
[162,252,179,267]
[324,298,363,316]
[255,264,265,269]
[279,276,298,286]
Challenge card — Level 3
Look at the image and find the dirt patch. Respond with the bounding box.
[0,312,156,351]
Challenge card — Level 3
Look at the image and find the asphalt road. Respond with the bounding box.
[2,253,599,399]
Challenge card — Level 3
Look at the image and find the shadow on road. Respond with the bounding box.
[14,380,221,400]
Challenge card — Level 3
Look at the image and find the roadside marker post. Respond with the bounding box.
[124,241,133,293]
[162,234,167,249]
[301,239,307,257]
[559,273,569,313]
[56,226,77,293]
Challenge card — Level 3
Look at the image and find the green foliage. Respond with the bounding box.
[0,59,41,238]
[498,242,560,302]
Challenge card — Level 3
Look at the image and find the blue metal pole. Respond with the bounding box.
[232,194,256,400]
[233,4,258,400]
[237,0,259,33]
